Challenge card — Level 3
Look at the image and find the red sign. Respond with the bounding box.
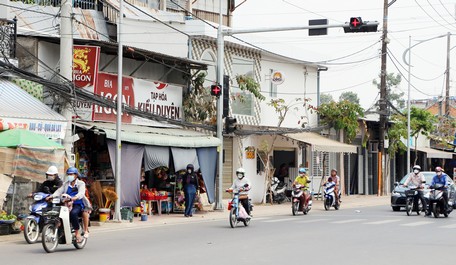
[93,72,134,123]
[73,45,100,88]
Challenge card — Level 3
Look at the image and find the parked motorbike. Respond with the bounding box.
[41,194,87,253]
[291,184,312,215]
[404,186,424,216]
[429,184,452,218]
[23,192,51,244]
[266,177,287,204]
[226,185,252,228]
[323,183,340,211]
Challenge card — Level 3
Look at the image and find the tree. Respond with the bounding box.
[372,72,405,110]
[317,100,365,143]
[388,107,437,166]
[339,91,360,105]
[320,93,334,105]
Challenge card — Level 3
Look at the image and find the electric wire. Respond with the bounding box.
[414,0,456,32]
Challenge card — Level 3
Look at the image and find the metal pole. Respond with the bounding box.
[114,0,123,221]
[445,32,451,117]
[60,0,73,164]
[214,0,224,210]
[407,35,411,172]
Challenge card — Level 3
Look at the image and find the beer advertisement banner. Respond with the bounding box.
[72,45,101,121]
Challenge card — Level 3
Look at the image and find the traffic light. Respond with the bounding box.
[225,116,237,134]
[222,75,230,118]
[210,84,222,97]
[343,17,378,33]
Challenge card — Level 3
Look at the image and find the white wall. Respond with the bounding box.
[258,56,319,128]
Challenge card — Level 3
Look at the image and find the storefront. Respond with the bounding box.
[73,120,220,218]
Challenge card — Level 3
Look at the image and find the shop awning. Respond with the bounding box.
[413,147,453,159]
[284,132,358,153]
[75,121,221,148]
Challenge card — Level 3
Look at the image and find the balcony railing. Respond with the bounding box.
[0,18,17,59]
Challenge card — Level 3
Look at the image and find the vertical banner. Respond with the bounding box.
[72,45,101,121]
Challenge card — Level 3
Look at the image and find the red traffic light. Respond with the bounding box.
[349,17,363,29]
[210,84,222,97]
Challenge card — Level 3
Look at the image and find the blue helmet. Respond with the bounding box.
[66,167,79,175]
[299,168,306,173]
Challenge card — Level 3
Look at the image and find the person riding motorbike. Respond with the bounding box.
[228,167,252,217]
[430,166,450,212]
[29,166,63,197]
[402,165,428,216]
[293,168,311,211]
[47,167,90,243]
[330,169,341,203]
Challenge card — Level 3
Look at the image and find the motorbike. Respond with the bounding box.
[41,194,87,253]
[429,184,452,218]
[291,184,312,215]
[226,185,252,228]
[404,186,424,216]
[323,183,340,211]
[266,177,287,204]
[23,192,52,244]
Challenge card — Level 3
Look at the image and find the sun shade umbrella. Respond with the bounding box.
[0,129,63,148]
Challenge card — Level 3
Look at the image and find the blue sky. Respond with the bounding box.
[231,0,456,109]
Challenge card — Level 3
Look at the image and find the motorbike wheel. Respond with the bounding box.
[42,224,59,253]
[432,203,440,218]
[405,197,413,216]
[324,198,330,211]
[24,218,40,244]
[73,220,87,249]
[229,208,237,228]
[292,201,299,216]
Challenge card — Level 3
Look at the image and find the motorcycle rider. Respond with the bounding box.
[48,167,89,243]
[402,165,428,216]
[228,167,252,217]
[430,166,450,213]
[330,169,341,203]
[293,167,311,211]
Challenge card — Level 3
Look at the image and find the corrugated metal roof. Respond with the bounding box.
[0,78,66,122]
[75,121,221,148]
[285,132,357,153]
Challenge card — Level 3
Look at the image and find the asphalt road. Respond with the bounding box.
[1,204,456,265]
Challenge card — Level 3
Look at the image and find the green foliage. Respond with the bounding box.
[317,100,364,143]
[235,75,265,101]
[182,72,217,124]
[320,93,334,105]
[339,91,360,105]
[268,97,312,127]
[372,72,405,109]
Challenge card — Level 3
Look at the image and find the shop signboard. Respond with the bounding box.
[72,45,101,121]
[92,72,183,125]
[0,117,66,139]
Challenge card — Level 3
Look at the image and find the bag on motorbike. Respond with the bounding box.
[238,204,248,219]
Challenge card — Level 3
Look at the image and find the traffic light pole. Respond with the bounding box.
[213,5,379,209]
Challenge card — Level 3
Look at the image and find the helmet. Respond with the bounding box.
[435,166,443,172]
[331,168,337,173]
[66,167,79,175]
[186,164,194,170]
[412,165,421,171]
[46,166,58,175]
[236,167,245,174]
[299,168,306,174]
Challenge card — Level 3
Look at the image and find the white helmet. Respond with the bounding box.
[412,165,421,171]
[46,166,58,175]
[236,167,245,179]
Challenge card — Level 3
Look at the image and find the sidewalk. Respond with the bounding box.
[0,195,390,243]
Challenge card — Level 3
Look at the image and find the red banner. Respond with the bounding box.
[73,45,100,89]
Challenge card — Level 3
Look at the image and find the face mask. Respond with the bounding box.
[187,169,192,174]
[46,175,55,181]
[237,174,243,179]
[413,169,419,174]
[67,175,75,182]
[300,173,305,176]
[437,172,442,176]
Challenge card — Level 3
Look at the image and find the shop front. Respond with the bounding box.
[74,121,220,220]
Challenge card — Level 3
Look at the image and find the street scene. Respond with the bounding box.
[1,0,456,263]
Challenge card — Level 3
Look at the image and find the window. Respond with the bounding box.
[231,57,254,116]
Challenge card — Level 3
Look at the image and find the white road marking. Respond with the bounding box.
[401,221,433,227]
[262,218,298,223]
[439,223,456,229]
[296,218,329,224]
[364,219,402,225]
[330,219,366,224]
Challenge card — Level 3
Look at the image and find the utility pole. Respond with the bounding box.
[378,0,389,196]
[445,32,450,116]
[60,0,73,165]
